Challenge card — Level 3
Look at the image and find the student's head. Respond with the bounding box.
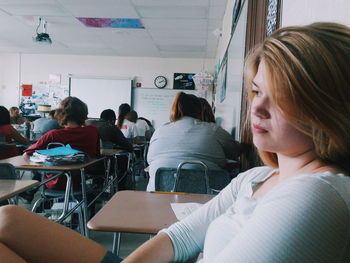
[48,110,56,118]
[198,98,215,123]
[117,103,131,128]
[100,109,116,124]
[0,106,11,125]
[55,97,88,126]
[126,110,138,123]
[244,22,350,173]
[9,106,20,117]
[170,92,202,122]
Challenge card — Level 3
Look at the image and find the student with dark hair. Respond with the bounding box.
[117,104,140,142]
[0,106,30,159]
[146,92,240,191]
[9,106,25,124]
[24,96,100,190]
[86,109,132,151]
[116,103,131,129]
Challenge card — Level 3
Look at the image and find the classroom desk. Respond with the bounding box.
[87,190,214,254]
[0,155,104,237]
[0,179,39,202]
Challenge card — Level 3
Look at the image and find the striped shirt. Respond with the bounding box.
[162,166,350,262]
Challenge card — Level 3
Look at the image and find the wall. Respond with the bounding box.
[281,0,350,27]
[0,53,214,110]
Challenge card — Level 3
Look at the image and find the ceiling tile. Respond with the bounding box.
[142,18,207,30]
[132,0,209,7]
[0,2,68,16]
[137,6,208,19]
[159,50,206,58]
[148,29,207,39]
[60,3,139,18]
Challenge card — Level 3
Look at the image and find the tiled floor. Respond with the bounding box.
[18,170,151,259]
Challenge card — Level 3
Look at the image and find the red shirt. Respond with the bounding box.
[24,125,100,190]
[25,125,100,156]
[0,124,19,159]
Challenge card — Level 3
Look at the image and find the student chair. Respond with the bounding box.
[155,160,230,194]
[0,163,20,205]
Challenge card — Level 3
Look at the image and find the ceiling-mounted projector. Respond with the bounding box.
[33,33,52,44]
[33,17,52,45]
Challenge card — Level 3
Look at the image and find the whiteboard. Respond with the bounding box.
[132,88,198,129]
[69,76,132,118]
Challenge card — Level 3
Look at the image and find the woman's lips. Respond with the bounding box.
[252,124,268,133]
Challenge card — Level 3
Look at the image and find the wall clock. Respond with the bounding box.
[154,75,167,89]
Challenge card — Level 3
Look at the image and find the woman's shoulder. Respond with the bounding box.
[233,166,275,187]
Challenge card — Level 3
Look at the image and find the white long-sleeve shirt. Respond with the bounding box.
[161,166,350,262]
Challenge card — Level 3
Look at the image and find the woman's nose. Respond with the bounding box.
[251,97,270,119]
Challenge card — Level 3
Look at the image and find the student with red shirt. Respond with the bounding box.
[0,106,30,159]
[24,96,100,190]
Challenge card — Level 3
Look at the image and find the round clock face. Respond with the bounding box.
[154,76,167,89]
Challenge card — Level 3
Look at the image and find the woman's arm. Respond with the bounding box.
[209,176,349,262]
[10,126,30,145]
[123,233,174,263]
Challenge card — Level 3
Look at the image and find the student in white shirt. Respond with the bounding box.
[0,22,349,263]
[116,104,140,143]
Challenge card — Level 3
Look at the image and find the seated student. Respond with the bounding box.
[0,22,349,263]
[87,109,133,191]
[146,92,240,191]
[9,106,25,125]
[116,103,141,143]
[0,106,30,159]
[23,96,100,190]
[136,116,154,140]
[32,109,62,138]
[86,109,132,151]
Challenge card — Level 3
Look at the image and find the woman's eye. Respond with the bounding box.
[251,89,261,96]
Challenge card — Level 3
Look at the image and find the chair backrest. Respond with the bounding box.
[0,163,19,179]
[155,161,232,194]
[155,167,177,192]
[174,160,210,194]
[155,160,210,194]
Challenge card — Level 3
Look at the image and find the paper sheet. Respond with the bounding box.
[170,202,203,220]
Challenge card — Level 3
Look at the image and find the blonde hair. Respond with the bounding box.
[244,22,350,173]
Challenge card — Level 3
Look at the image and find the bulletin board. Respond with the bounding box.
[19,84,69,115]
[132,88,198,129]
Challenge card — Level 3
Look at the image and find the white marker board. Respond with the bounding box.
[132,88,198,128]
[69,76,133,118]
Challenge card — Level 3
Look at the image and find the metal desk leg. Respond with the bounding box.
[112,232,121,256]
[80,168,88,237]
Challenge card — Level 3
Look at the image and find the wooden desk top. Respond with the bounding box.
[0,155,104,171]
[0,179,39,201]
[87,190,214,234]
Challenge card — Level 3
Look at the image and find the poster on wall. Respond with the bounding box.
[20,84,69,115]
[173,73,195,90]
[217,57,227,103]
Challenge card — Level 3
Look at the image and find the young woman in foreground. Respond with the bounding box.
[0,22,349,263]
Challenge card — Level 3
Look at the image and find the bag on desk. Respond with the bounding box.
[31,144,89,165]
